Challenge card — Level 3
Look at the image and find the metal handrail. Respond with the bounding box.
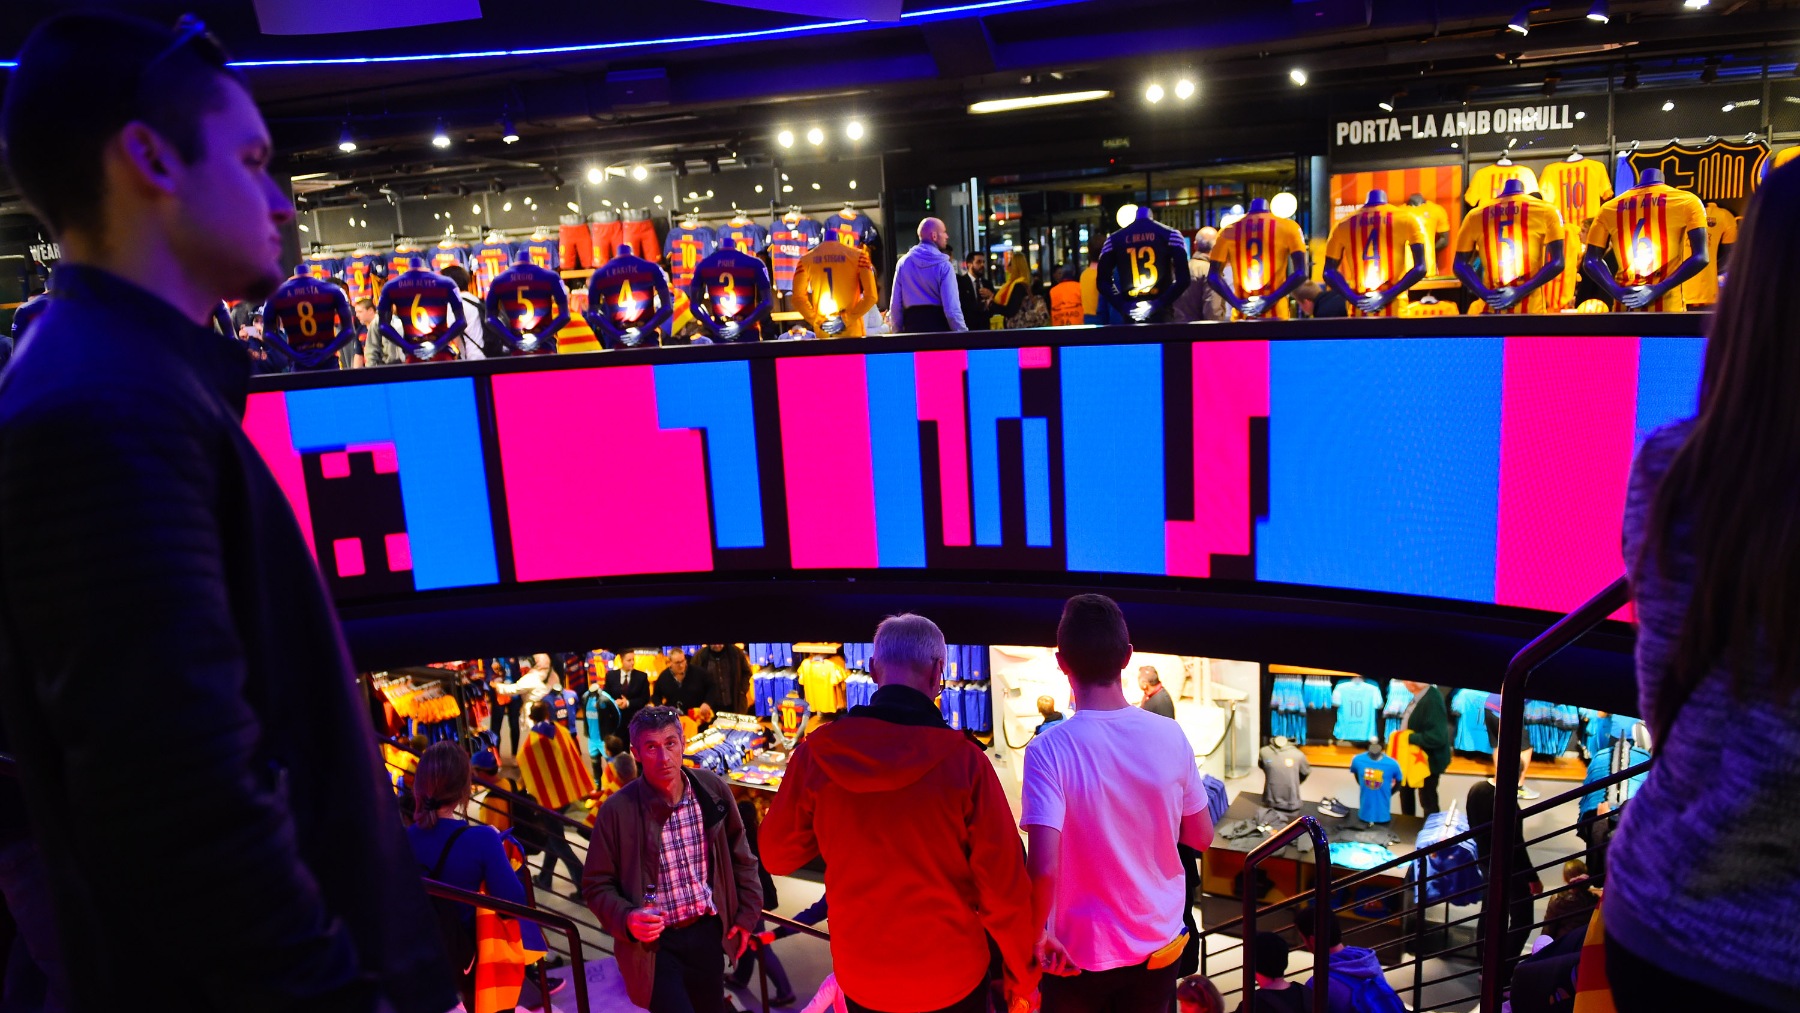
[1241,815,1331,1013]
[422,877,592,1013]
[1480,576,1631,1011]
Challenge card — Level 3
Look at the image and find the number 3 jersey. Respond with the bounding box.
[691,246,772,340]
[262,268,355,368]
[1210,212,1307,318]
[1325,203,1427,317]
[1452,193,1566,314]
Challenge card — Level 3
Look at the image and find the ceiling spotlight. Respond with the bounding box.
[1270,192,1299,219]
[1378,98,1394,112]
[1289,68,1308,86]
[501,113,519,144]
[755,183,764,193]
[566,201,580,212]
[849,180,857,189]
[1662,99,1676,111]
[1146,82,1165,103]
[846,120,865,140]
[1507,7,1531,34]
[503,201,513,212]
[1701,57,1719,83]
[632,165,648,181]
[967,90,1114,114]
[337,122,357,152]
[1622,64,1640,89]
[1174,79,1196,99]
[806,127,825,145]
[1586,0,1609,21]
[431,120,451,149]
[777,129,795,148]
[586,167,603,185]
[1722,101,1736,112]
[1683,0,1708,8]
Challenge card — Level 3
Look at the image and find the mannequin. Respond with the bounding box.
[1323,190,1428,317]
[1096,205,1192,323]
[1680,201,1739,308]
[1452,179,1566,314]
[582,243,673,349]
[1582,167,1710,312]
[1208,196,1309,319]
[691,236,772,342]
[485,249,572,354]
[262,262,358,370]
[1259,735,1311,813]
[377,256,467,361]
[791,229,878,337]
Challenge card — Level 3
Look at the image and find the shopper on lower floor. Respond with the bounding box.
[991,251,1041,327]
[520,702,588,902]
[888,219,968,332]
[0,15,453,1011]
[585,707,762,1013]
[1233,933,1312,1013]
[1397,681,1451,815]
[1466,752,1543,975]
[1138,664,1176,720]
[1606,162,1800,1013]
[652,647,723,727]
[1542,859,1600,941]
[1291,905,1403,1013]
[693,643,756,715]
[1177,975,1226,1013]
[762,613,1038,1013]
[728,801,797,1007]
[605,650,654,729]
[1025,594,1215,1012]
[959,251,994,329]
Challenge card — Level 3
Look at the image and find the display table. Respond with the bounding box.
[1202,791,1424,922]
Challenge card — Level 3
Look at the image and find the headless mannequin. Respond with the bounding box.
[484,249,571,355]
[1323,190,1429,315]
[1209,197,1310,319]
[1453,179,1565,312]
[581,243,673,348]
[692,236,772,342]
[1580,168,1710,310]
[1098,205,1192,322]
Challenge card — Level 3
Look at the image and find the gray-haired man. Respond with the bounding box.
[762,614,1038,1013]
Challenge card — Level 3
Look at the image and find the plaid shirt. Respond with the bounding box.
[654,783,715,925]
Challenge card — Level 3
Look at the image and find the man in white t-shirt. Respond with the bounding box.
[1023,594,1215,1011]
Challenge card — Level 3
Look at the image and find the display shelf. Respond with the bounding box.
[1298,742,1587,781]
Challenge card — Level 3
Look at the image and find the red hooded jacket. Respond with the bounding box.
[760,684,1038,1010]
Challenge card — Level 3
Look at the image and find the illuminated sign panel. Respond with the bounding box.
[245,333,1704,614]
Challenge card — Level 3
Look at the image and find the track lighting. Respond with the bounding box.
[1586,0,1609,22]
[431,120,450,149]
[501,113,519,144]
[1507,7,1531,35]
[337,122,357,152]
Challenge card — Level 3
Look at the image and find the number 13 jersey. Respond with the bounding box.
[1099,217,1189,303]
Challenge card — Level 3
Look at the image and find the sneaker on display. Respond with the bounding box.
[1317,798,1348,818]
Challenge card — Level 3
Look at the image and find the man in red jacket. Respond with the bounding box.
[762,613,1038,1012]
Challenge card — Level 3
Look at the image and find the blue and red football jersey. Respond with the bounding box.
[469,241,514,297]
[377,263,466,360]
[386,247,422,279]
[485,259,571,353]
[770,216,823,292]
[717,220,770,256]
[304,253,343,280]
[519,237,560,272]
[430,242,472,274]
[585,253,672,349]
[691,245,771,342]
[263,266,356,368]
[822,211,877,249]
[666,223,718,291]
[345,253,386,306]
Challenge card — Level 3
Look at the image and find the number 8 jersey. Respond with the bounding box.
[262,265,355,369]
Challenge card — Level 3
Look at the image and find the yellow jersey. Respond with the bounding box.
[1543,220,1584,313]
[1408,200,1452,275]
[1466,163,1542,209]
[791,242,878,337]
[1453,194,1566,314]
[1211,212,1307,318]
[1681,203,1739,307]
[1325,203,1427,318]
[1538,159,1613,230]
[1078,263,1100,319]
[1587,183,1708,312]
[1774,146,1799,170]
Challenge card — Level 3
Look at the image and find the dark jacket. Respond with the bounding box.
[605,667,652,725]
[955,272,990,330]
[761,684,1038,1009]
[583,767,763,1009]
[1304,945,1391,1013]
[653,665,722,716]
[1406,685,1454,775]
[1141,684,1177,720]
[0,267,453,1013]
[693,645,755,714]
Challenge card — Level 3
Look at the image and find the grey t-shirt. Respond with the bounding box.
[1259,742,1311,811]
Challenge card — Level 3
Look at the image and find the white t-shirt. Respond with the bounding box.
[1021,704,1208,971]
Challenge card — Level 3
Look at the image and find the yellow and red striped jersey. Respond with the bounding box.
[1325,203,1427,318]
[1543,220,1585,313]
[1453,194,1566,314]
[1681,203,1739,307]
[1210,212,1307,319]
[1465,162,1541,209]
[1587,183,1707,312]
[1538,159,1613,230]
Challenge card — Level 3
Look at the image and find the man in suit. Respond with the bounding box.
[605,650,652,729]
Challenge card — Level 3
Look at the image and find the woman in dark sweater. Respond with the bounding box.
[991,252,1039,326]
[1398,681,1452,815]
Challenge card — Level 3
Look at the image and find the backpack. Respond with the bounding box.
[1009,293,1050,329]
[1328,969,1406,1013]
[420,824,477,984]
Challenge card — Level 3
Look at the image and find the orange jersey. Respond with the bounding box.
[1408,200,1452,275]
[1538,159,1612,230]
[1681,203,1739,307]
[1466,163,1541,208]
[1774,146,1799,170]
[1211,212,1307,318]
[791,242,878,337]
[1453,194,1565,314]
[1542,220,1584,313]
[1325,204,1426,318]
[1587,183,1707,312]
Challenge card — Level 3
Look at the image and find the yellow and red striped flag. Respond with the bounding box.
[1570,906,1616,1013]
[517,722,595,812]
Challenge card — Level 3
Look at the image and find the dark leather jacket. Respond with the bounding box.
[0,267,453,1013]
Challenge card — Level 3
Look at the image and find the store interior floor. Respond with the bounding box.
[503,758,1583,1011]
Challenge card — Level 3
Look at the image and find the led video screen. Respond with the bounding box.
[244,334,1703,614]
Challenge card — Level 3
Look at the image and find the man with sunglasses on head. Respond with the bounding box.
[0,14,454,1013]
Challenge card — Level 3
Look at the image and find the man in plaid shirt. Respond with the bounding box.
[584,707,763,1012]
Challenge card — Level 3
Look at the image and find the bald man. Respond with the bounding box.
[1175,227,1227,322]
[889,217,967,333]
